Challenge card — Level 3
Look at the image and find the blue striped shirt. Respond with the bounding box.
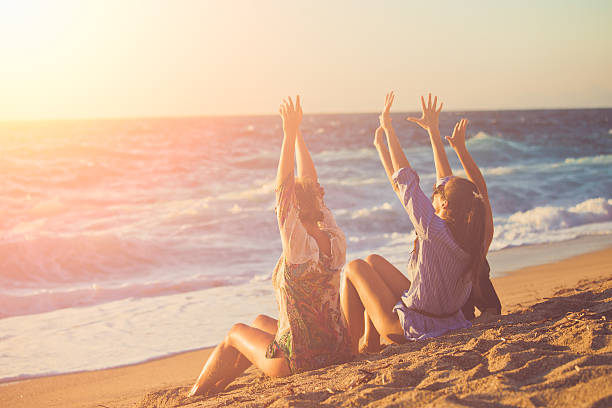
[392,167,472,340]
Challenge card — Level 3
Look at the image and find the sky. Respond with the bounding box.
[0,0,611,120]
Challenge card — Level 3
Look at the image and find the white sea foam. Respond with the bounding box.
[480,154,612,178]
[349,202,394,219]
[0,279,278,381]
[213,179,276,202]
[326,177,385,187]
[468,131,531,153]
[492,198,612,250]
[563,154,612,165]
[314,147,377,161]
[482,166,516,176]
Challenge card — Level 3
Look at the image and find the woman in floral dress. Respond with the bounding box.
[190,96,350,397]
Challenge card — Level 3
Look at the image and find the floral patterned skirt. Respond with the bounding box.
[266,331,351,375]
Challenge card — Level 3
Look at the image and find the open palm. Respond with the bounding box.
[407,93,443,131]
[379,91,395,131]
[446,118,469,149]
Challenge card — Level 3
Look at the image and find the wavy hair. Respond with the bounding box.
[440,177,486,283]
[294,178,324,224]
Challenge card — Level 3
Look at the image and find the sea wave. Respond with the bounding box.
[492,197,612,250]
[336,202,395,219]
[314,147,377,161]
[562,154,612,166]
[480,154,612,177]
[0,274,236,319]
[1,110,611,381]
[468,132,532,153]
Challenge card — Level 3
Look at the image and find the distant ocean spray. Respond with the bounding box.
[1,109,611,381]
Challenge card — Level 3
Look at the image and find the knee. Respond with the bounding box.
[252,314,266,326]
[364,253,383,267]
[252,314,270,327]
[226,323,247,344]
[345,258,369,280]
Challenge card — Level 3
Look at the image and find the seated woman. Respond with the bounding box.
[341,92,489,355]
[407,94,501,320]
[190,96,351,397]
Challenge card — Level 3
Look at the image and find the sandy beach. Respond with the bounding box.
[2,1,610,406]
[2,245,611,408]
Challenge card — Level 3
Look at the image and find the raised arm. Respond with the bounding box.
[293,96,318,182]
[379,91,410,173]
[446,119,494,252]
[407,93,452,179]
[276,97,299,189]
[373,126,395,188]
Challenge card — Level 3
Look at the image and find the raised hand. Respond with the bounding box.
[279,96,300,135]
[296,95,303,127]
[446,118,469,150]
[407,93,443,131]
[373,126,385,147]
[379,91,395,131]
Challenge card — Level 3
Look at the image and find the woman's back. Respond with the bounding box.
[268,176,351,372]
[392,167,473,339]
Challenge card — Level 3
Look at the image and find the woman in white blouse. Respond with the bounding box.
[190,96,350,397]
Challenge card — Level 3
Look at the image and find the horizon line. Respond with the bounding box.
[1,105,611,123]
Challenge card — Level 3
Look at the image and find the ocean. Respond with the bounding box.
[1,109,611,381]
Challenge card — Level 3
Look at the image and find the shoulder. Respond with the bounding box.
[392,167,419,185]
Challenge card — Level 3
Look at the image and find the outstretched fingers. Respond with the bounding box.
[384,91,395,113]
[458,118,468,134]
[446,118,469,146]
[429,94,443,113]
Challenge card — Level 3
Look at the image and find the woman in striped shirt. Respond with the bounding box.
[341,92,490,354]
[408,95,501,322]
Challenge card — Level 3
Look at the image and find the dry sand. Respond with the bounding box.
[2,247,611,408]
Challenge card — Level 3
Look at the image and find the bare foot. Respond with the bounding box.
[474,308,500,324]
[189,382,221,398]
[359,337,385,354]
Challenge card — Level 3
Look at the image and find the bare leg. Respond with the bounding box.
[360,310,381,353]
[360,254,411,351]
[190,336,241,397]
[209,314,279,393]
[252,314,278,335]
[341,258,408,355]
[364,254,411,299]
[190,315,285,397]
[341,265,365,356]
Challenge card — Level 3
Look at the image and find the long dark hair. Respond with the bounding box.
[294,178,324,224]
[441,177,486,282]
[414,177,486,283]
